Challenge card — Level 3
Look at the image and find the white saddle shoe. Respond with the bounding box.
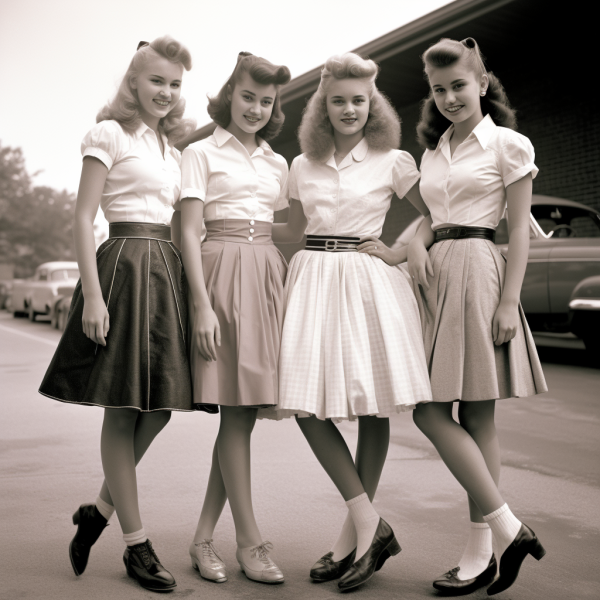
[236,541,284,584]
[190,539,227,583]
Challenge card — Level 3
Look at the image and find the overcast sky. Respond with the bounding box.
[0,0,450,194]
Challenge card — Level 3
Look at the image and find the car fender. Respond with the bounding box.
[569,275,600,311]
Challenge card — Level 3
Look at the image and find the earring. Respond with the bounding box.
[480,91,487,96]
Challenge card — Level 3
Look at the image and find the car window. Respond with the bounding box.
[50,269,80,281]
[38,270,48,281]
[531,205,600,238]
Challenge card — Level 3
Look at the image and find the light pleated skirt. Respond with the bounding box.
[190,219,287,410]
[415,238,547,401]
[261,249,432,422]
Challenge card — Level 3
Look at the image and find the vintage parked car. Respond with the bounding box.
[49,283,77,331]
[393,195,600,356]
[11,261,79,321]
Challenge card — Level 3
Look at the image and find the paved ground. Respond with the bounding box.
[1,311,599,600]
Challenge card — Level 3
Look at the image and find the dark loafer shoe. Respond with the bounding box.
[310,549,356,582]
[69,504,108,576]
[487,524,546,596]
[338,519,401,591]
[432,556,497,596]
[123,539,177,592]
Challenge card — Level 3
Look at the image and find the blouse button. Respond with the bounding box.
[250,220,255,225]
[248,236,253,242]
[249,228,255,234]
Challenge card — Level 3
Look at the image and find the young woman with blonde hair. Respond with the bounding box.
[39,36,195,593]
[264,52,432,591]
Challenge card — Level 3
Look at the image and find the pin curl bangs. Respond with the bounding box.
[207,53,291,141]
[96,35,196,145]
[298,53,401,161]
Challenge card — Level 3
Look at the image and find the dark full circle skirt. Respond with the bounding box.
[39,223,193,412]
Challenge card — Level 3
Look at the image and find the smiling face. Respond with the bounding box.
[132,54,184,128]
[326,78,371,138]
[226,71,278,138]
[428,59,488,129]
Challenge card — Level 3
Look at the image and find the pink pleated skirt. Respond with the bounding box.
[190,219,287,409]
[414,238,547,402]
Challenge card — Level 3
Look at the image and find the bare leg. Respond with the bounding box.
[458,401,501,522]
[98,411,171,507]
[192,440,228,543]
[216,406,261,548]
[412,402,504,515]
[295,415,365,501]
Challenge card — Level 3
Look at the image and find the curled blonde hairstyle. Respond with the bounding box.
[97,35,196,145]
[298,53,401,161]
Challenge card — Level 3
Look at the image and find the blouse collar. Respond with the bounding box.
[134,121,170,153]
[213,125,273,156]
[324,137,369,169]
[435,113,497,155]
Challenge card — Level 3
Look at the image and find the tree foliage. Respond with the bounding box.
[0,140,76,278]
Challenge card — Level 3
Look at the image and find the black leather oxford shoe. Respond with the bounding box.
[433,556,497,596]
[69,504,108,576]
[123,539,177,592]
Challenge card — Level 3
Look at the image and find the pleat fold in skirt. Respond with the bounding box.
[415,238,547,401]
[39,222,193,412]
[190,219,287,410]
[260,249,432,422]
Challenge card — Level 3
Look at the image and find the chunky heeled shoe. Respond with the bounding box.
[310,549,356,582]
[69,504,108,576]
[337,519,401,591]
[236,541,284,583]
[190,539,227,583]
[123,539,177,592]
[487,524,545,596]
[432,556,497,596]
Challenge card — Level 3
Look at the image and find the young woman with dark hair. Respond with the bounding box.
[178,52,291,586]
[39,36,195,593]
[408,37,547,596]
[262,52,432,591]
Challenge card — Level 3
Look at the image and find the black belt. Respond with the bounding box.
[434,226,495,243]
[305,234,360,252]
[109,222,172,242]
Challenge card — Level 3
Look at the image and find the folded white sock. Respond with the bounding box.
[483,504,521,572]
[456,522,493,581]
[123,527,147,547]
[331,511,357,561]
[95,496,115,522]
[346,493,380,561]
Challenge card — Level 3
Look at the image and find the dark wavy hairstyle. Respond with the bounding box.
[97,35,195,145]
[416,37,517,150]
[207,52,291,141]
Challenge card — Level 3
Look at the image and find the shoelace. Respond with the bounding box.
[135,542,152,568]
[197,539,222,565]
[250,541,275,566]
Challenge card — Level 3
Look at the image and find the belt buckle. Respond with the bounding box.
[325,239,338,251]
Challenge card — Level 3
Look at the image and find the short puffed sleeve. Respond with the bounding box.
[392,150,421,199]
[180,146,208,202]
[81,120,125,170]
[498,131,538,187]
[274,158,290,212]
[287,157,301,202]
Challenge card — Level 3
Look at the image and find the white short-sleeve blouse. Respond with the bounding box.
[289,138,420,238]
[81,120,181,225]
[420,114,538,230]
[179,126,289,222]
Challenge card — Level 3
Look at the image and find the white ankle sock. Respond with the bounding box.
[95,496,115,521]
[123,528,147,546]
[330,512,357,561]
[346,493,380,561]
[483,504,521,569]
[456,522,493,581]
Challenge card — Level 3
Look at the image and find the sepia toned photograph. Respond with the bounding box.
[1,0,598,598]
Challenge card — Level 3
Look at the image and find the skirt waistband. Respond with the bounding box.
[305,234,360,252]
[434,226,495,243]
[205,219,272,244]
[109,222,171,242]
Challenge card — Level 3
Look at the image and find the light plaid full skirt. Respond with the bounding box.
[259,250,432,422]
